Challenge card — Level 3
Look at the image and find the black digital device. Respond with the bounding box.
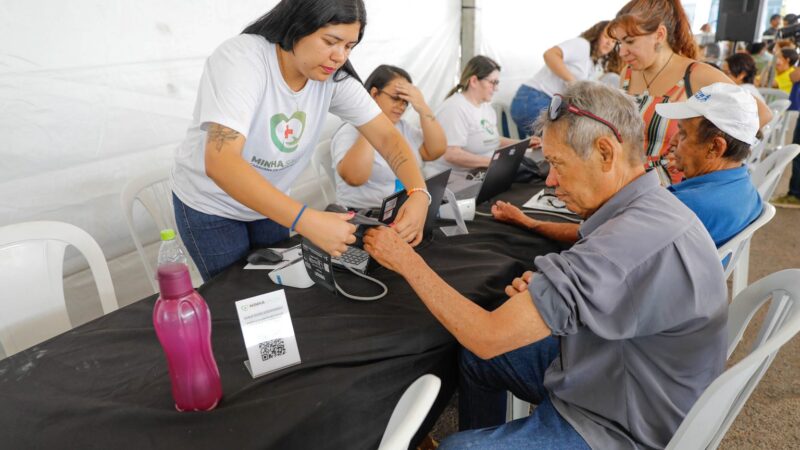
[449,140,529,204]
[301,238,336,293]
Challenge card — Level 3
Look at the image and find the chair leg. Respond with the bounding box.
[506,392,531,421]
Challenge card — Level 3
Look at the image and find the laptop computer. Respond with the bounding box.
[332,169,451,272]
[448,140,529,204]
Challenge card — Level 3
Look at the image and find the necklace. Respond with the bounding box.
[641,52,674,97]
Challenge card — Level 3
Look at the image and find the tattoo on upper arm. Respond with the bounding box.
[386,150,409,173]
[207,124,241,152]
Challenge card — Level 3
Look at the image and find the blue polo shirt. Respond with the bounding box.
[668,165,763,247]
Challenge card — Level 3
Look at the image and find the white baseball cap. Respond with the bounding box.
[655,82,759,145]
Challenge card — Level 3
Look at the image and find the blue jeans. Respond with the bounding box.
[172,193,289,281]
[439,337,589,450]
[510,85,551,138]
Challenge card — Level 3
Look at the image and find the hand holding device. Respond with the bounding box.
[294,208,357,258]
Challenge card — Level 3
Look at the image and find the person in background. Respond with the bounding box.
[428,55,529,176]
[784,13,799,28]
[609,0,771,185]
[747,42,772,80]
[331,65,446,209]
[764,14,781,37]
[510,20,617,137]
[773,47,798,94]
[723,53,766,102]
[170,0,430,281]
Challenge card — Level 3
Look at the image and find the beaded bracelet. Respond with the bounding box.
[407,188,432,205]
[290,204,308,232]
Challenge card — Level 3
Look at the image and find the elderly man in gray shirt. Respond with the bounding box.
[363,81,727,449]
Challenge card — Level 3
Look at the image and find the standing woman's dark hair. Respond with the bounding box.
[242,0,366,82]
[363,65,412,92]
[446,55,501,98]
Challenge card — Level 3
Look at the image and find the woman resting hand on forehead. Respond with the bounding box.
[332,64,446,209]
[170,0,430,281]
[609,0,771,185]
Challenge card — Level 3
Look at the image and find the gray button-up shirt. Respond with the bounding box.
[529,170,727,449]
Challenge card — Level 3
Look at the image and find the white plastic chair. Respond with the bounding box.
[0,221,118,357]
[121,167,201,293]
[666,269,800,449]
[757,87,789,104]
[309,138,336,205]
[766,99,794,149]
[378,374,441,450]
[492,102,520,139]
[752,144,800,201]
[717,203,776,297]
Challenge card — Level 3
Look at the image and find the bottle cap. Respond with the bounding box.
[157,263,193,298]
[160,229,176,241]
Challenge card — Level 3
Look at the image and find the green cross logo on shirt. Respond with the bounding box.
[270,111,306,153]
[480,119,496,136]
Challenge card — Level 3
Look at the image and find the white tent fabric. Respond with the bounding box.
[480,0,628,107]
[0,0,461,275]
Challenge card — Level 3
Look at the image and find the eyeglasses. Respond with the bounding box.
[481,78,500,86]
[548,94,623,143]
[378,90,408,106]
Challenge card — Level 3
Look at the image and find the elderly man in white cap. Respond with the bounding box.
[656,82,763,247]
[492,82,762,248]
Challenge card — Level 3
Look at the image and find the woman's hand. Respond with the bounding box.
[295,209,357,258]
[505,271,534,297]
[395,81,428,114]
[529,136,542,148]
[392,192,428,246]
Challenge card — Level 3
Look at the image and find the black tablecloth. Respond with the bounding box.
[0,181,567,449]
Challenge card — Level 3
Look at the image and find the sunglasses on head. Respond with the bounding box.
[548,94,623,143]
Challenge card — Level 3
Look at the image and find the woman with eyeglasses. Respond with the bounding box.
[170,0,431,281]
[427,55,521,176]
[510,20,617,138]
[609,0,771,185]
[331,65,446,208]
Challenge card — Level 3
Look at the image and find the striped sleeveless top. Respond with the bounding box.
[622,64,695,185]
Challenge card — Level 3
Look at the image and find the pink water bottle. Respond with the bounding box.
[154,261,222,411]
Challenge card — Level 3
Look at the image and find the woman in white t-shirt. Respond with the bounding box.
[171,0,430,281]
[510,20,617,136]
[331,65,446,208]
[428,56,524,175]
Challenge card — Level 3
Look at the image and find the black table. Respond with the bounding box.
[0,181,567,449]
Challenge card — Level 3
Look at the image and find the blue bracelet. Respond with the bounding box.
[290,204,308,233]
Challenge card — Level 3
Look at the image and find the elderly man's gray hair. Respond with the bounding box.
[534,81,645,164]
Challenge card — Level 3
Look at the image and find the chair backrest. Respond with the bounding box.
[492,102,519,139]
[666,269,800,449]
[0,221,118,357]
[121,167,202,293]
[751,144,800,201]
[717,203,775,280]
[378,374,441,450]
[309,138,335,205]
[758,87,789,104]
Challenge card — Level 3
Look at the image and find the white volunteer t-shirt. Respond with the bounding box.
[523,37,593,97]
[331,120,424,209]
[740,83,766,103]
[428,93,500,174]
[172,35,381,221]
